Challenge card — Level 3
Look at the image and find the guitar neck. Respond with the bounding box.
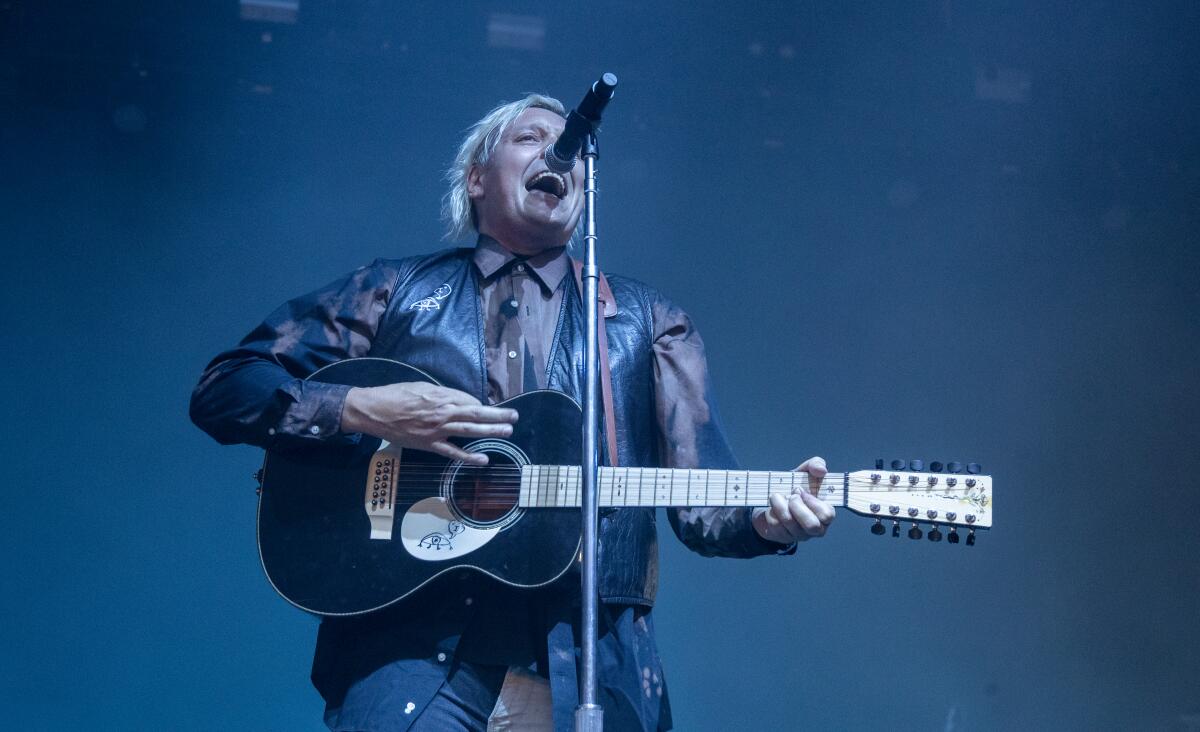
[518,465,846,509]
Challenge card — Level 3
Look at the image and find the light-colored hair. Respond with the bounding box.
[441,93,566,242]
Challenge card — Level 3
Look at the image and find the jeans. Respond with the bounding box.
[330,660,553,732]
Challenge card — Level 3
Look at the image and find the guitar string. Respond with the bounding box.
[340,465,985,483]
[336,472,983,490]
[333,475,979,492]
[336,470,984,492]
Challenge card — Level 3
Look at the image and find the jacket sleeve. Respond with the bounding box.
[650,295,796,558]
[189,259,401,450]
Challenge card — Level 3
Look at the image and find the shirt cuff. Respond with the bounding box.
[274,380,353,443]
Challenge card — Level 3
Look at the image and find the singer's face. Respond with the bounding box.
[467,107,584,254]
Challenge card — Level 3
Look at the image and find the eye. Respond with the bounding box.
[515,132,539,143]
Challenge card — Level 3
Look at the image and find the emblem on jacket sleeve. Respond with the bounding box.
[409,283,452,311]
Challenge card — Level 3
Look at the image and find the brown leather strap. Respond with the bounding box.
[571,259,619,467]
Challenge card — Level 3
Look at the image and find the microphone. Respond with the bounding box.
[544,73,618,174]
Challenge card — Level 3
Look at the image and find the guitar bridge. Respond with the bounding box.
[365,445,401,540]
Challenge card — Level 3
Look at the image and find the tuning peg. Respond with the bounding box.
[966,528,976,546]
[890,459,906,471]
[907,523,923,540]
[871,519,885,535]
[875,459,884,470]
[967,462,982,474]
[927,526,942,542]
[947,527,960,544]
[909,459,924,472]
[891,520,900,538]
[929,461,944,472]
[946,461,963,473]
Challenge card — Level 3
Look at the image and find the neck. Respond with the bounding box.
[518,465,848,508]
[477,228,569,258]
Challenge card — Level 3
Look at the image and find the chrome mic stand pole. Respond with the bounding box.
[575,122,604,732]
[573,69,621,732]
[545,73,617,732]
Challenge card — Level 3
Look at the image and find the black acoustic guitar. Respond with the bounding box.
[258,358,994,616]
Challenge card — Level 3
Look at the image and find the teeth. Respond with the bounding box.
[526,170,566,198]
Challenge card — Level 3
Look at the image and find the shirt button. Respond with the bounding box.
[267,427,276,436]
[515,263,525,273]
[509,299,519,308]
[404,702,415,714]
[309,425,321,435]
[507,350,517,359]
[465,597,474,606]
[437,652,447,663]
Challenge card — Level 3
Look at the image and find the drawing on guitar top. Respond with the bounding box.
[418,521,464,550]
[256,357,995,616]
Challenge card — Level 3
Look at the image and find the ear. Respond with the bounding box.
[466,164,485,200]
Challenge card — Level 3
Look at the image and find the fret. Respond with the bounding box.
[557,465,568,508]
[729,471,746,505]
[770,471,790,504]
[705,470,713,506]
[637,467,645,507]
[611,468,625,507]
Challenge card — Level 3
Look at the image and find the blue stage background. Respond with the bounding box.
[2,2,1197,729]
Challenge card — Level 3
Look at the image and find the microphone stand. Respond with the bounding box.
[575,126,604,732]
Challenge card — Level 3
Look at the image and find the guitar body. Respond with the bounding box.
[257,358,582,616]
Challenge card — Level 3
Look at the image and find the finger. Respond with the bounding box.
[429,440,489,466]
[769,493,805,541]
[788,494,826,537]
[799,490,836,526]
[795,456,827,496]
[448,404,520,424]
[441,421,514,438]
[431,386,483,406]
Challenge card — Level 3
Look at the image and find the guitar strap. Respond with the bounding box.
[571,259,620,467]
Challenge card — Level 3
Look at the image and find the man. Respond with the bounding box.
[190,93,835,731]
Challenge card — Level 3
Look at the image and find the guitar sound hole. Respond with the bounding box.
[448,450,520,527]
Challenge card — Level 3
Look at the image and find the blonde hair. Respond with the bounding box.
[441,93,567,241]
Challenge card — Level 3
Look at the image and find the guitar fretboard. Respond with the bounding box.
[518,465,848,508]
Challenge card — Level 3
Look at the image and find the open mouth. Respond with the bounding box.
[525,170,568,199]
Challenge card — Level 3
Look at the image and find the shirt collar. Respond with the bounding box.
[473,235,570,295]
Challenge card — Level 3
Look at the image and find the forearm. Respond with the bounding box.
[190,356,353,449]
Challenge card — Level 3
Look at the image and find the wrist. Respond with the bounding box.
[340,387,367,434]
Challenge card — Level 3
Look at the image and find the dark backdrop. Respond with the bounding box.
[2,2,1198,730]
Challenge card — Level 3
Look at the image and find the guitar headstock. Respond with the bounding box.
[845,460,992,545]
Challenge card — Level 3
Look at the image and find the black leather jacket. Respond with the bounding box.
[191,247,785,605]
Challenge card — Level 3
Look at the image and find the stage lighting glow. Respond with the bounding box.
[486,13,545,51]
[240,0,298,25]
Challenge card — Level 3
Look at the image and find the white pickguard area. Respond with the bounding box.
[400,497,498,561]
